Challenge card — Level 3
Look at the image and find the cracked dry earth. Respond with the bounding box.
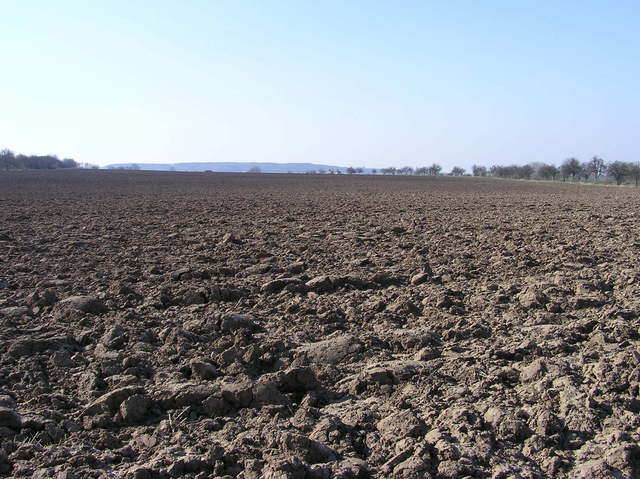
[1,170,640,479]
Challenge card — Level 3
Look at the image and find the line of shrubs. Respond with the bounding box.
[472,157,640,186]
[369,157,640,186]
[0,148,83,170]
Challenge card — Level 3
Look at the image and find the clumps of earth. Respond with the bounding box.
[1,170,640,478]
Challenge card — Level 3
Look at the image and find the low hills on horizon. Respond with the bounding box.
[104,162,374,174]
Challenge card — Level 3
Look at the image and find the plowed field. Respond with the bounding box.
[1,170,639,478]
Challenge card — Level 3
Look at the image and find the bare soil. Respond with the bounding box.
[1,170,639,478]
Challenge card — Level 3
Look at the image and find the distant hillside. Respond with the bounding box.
[104,162,373,174]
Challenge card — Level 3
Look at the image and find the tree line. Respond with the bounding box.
[348,156,640,186]
[3,146,639,186]
[476,157,640,186]
[0,148,93,170]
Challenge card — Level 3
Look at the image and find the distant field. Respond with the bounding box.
[0,167,628,196]
[1,169,640,477]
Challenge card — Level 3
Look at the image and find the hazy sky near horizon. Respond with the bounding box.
[2,1,639,169]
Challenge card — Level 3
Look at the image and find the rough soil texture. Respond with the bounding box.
[1,170,640,479]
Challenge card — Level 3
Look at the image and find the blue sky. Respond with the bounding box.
[1,1,639,169]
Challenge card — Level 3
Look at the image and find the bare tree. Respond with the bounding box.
[537,163,559,180]
[580,161,592,182]
[607,161,628,185]
[0,149,16,170]
[490,165,516,178]
[472,165,487,176]
[520,164,534,179]
[450,167,465,176]
[627,162,640,187]
[589,156,606,182]
[427,163,442,176]
[561,158,581,181]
